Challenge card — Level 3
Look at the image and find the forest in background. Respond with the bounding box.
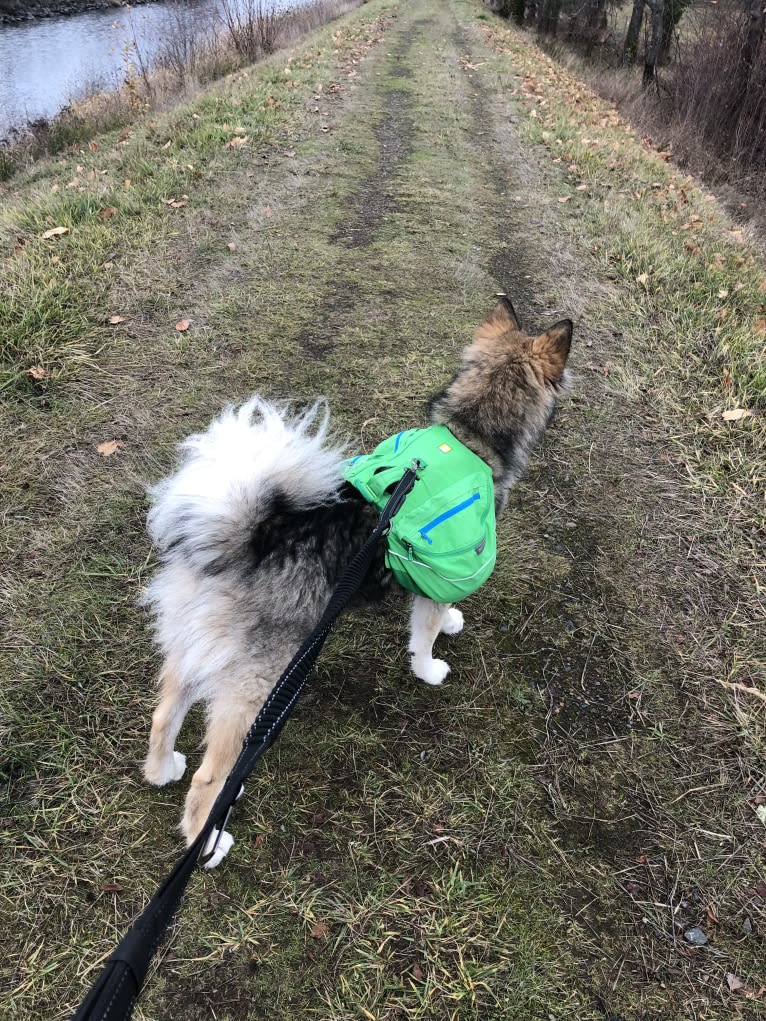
[487,0,766,202]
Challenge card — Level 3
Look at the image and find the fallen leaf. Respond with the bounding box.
[637,273,649,286]
[109,315,126,325]
[264,205,272,217]
[98,207,118,220]
[161,139,172,150]
[557,195,570,203]
[706,906,720,925]
[309,922,329,939]
[103,261,114,270]
[722,408,752,421]
[41,226,69,239]
[253,833,266,848]
[756,804,766,825]
[727,973,745,992]
[755,318,766,337]
[412,963,424,981]
[718,288,729,299]
[26,365,46,380]
[89,141,99,152]
[227,242,237,252]
[282,149,296,158]
[175,319,191,332]
[97,439,123,456]
[99,883,125,893]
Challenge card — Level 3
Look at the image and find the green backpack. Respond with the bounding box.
[344,425,497,604]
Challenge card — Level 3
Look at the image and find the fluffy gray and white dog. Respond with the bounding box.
[142,298,572,866]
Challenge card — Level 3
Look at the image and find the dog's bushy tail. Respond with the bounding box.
[147,397,347,573]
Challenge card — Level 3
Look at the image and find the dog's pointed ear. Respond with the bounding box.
[474,295,522,342]
[531,319,573,385]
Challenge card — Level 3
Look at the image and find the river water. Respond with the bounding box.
[0,0,292,137]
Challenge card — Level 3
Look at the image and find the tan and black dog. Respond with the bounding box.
[142,297,572,866]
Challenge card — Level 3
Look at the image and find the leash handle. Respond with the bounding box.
[71,468,417,1021]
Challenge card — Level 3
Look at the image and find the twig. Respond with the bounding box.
[718,679,766,703]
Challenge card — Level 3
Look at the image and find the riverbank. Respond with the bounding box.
[0,0,155,26]
[2,0,764,1016]
[0,0,358,171]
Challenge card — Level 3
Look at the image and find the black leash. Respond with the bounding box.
[72,468,418,1021]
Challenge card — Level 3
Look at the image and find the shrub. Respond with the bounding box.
[666,4,766,184]
[220,0,284,62]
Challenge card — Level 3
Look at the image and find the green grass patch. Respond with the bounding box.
[3,0,766,1018]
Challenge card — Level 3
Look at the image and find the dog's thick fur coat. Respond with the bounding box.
[143,299,572,866]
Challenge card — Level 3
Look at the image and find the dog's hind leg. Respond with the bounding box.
[181,697,261,867]
[409,596,461,686]
[143,661,192,786]
[440,607,464,635]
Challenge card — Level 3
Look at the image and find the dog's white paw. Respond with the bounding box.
[413,657,450,686]
[441,608,464,635]
[144,751,187,786]
[201,828,234,869]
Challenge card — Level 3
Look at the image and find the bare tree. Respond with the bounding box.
[509,0,527,25]
[623,0,644,64]
[743,0,766,71]
[642,0,664,85]
[659,0,690,63]
[582,0,608,53]
[538,0,562,35]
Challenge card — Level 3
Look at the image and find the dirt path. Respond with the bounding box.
[2,0,764,1017]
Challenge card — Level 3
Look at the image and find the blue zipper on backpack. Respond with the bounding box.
[418,492,481,545]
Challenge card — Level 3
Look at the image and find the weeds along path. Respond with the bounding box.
[2,0,765,1018]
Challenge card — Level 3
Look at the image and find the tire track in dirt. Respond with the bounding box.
[294,25,417,357]
[449,20,637,750]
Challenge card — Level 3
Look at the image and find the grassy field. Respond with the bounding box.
[1,0,764,1018]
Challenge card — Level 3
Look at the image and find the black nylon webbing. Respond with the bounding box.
[71,467,417,1021]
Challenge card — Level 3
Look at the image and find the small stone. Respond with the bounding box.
[743,916,753,933]
[683,926,708,946]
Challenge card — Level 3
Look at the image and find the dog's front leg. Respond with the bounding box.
[408,596,464,686]
[143,661,191,786]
